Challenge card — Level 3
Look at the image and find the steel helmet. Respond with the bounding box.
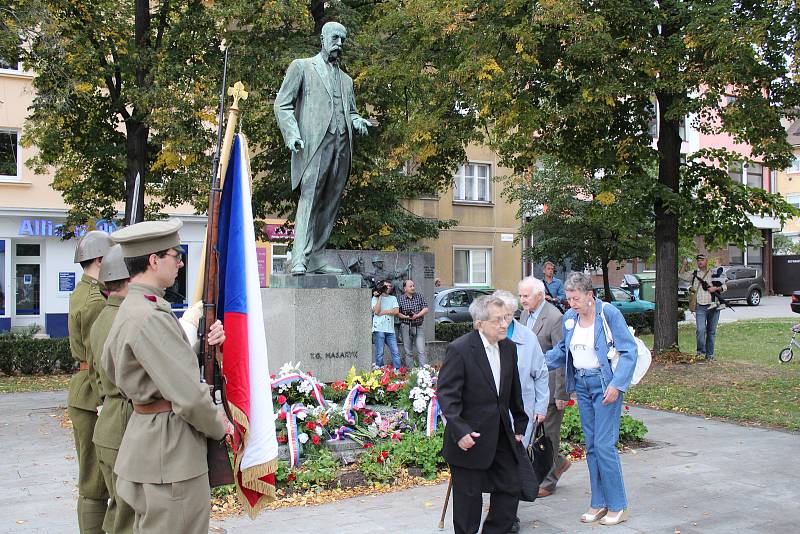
[73,230,114,263]
[98,244,129,283]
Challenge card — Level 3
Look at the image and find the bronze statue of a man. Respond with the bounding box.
[274,21,371,275]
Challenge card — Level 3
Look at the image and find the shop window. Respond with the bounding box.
[0,241,6,316]
[747,244,763,266]
[271,243,290,274]
[164,244,188,308]
[15,264,40,315]
[746,162,763,189]
[15,243,40,257]
[0,130,20,179]
[454,163,491,203]
[454,248,491,286]
[728,244,743,265]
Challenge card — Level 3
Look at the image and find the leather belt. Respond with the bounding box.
[133,399,173,414]
[79,361,89,371]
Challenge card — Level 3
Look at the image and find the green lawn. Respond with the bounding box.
[630,319,800,430]
[0,374,71,394]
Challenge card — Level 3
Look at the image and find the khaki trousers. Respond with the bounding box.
[69,406,108,533]
[116,473,211,534]
[96,445,134,534]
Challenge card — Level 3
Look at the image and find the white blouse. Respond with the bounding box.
[569,320,601,369]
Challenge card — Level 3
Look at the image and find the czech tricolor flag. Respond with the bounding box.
[217,134,278,516]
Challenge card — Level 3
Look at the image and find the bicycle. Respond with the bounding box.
[778,324,800,363]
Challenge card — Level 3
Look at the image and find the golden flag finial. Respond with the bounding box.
[228,81,248,110]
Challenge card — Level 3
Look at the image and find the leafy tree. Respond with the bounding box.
[404,0,800,350]
[2,0,474,249]
[773,233,800,255]
[505,157,654,299]
[1,0,224,232]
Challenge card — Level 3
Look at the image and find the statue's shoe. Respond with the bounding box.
[291,264,307,276]
[312,264,343,274]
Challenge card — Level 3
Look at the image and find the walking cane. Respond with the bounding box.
[438,476,453,529]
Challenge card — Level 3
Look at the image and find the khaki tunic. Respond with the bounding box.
[68,274,105,410]
[90,295,135,534]
[100,283,225,484]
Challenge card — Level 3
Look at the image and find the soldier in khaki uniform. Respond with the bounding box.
[100,219,227,534]
[89,244,135,534]
[68,230,113,533]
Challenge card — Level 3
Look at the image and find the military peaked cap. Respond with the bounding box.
[112,219,185,258]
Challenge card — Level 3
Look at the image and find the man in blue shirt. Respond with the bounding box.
[543,262,566,310]
[371,280,401,369]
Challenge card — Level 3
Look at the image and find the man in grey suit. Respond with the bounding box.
[519,276,571,497]
[274,21,371,275]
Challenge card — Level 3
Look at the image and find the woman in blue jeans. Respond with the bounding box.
[545,272,638,526]
[371,280,402,369]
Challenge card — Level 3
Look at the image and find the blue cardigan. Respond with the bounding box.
[544,299,637,393]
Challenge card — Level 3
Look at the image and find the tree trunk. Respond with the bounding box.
[653,91,682,350]
[601,257,612,302]
[311,0,326,35]
[124,0,151,225]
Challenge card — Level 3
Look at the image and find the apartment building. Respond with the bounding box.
[775,119,800,239]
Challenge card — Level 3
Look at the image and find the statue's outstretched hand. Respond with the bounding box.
[288,138,304,153]
[353,117,370,135]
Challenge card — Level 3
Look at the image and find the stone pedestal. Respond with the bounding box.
[262,287,372,382]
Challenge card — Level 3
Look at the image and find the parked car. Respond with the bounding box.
[677,265,765,306]
[594,286,655,314]
[791,291,800,314]
[434,287,495,323]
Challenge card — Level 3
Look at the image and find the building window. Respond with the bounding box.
[454,248,491,286]
[0,241,6,316]
[0,49,21,72]
[454,163,491,203]
[678,117,687,142]
[787,193,800,209]
[0,130,20,179]
[747,243,763,266]
[271,243,290,274]
[786,155,800,174]
[728,161,743,182]
[746,162,763,188]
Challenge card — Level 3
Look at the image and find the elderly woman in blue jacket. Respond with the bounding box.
[545,272,637,526]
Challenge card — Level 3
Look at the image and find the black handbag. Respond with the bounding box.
[528,424,554,483]
[516,441,539,502]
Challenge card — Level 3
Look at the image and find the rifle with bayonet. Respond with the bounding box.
[198,48,239,487]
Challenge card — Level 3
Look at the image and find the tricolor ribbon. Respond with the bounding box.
[329,425,355,441]
[271,372,326,406]
[426,394,441,437]
[343,384,368,424]
[279,402,307,467]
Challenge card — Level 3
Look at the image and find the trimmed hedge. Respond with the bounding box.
[0,337,72,376]
[435,321,474,342]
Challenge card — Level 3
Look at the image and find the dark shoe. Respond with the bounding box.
[706,354,716,362]
[508,517,520,533]
[538,487,552,498]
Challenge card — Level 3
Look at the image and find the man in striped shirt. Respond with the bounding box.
[398,279,429,367]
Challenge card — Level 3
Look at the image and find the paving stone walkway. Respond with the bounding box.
[2,391,798,533]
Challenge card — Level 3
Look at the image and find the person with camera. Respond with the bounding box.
[372,279,402,369]
[543,261,568,312]
[398,279,429,368]
[680,254,727,361]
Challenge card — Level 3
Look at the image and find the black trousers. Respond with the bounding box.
[449,427,520,534]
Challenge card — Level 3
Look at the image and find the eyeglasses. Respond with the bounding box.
[163,251,183,263]
[484,314,513,326]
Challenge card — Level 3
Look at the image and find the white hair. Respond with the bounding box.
[518,276,545,296]
[469,294,506,322]
[493,289,518,311]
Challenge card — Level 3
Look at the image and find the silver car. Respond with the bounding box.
[434,287,495,323]
[678,265,765,306]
